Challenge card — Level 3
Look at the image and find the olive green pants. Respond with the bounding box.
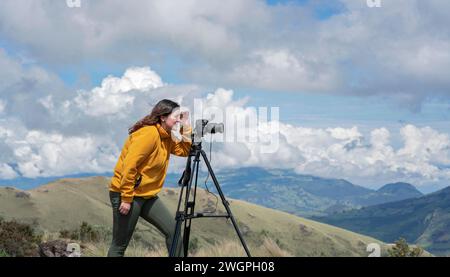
[107,191,184,257]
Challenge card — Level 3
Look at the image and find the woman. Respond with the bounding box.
[107,99,192,257]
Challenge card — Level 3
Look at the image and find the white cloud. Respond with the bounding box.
[0,48,71,131]
[283,124,449,187]
[0,0,258,64]
[0,46,449,189]
[0,48,56,91]
[223,49,339,91]
[398,125,450,167]
[38,95,54,111]
[0,99,5,113]
[191,89,450,188]
[3,127,120,178]
[0,163,18,179]
[327,126,362,141]
[1,0,449,108]
[74,67,164,116]
[0,52,202,179]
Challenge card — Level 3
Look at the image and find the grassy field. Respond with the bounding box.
[0,176,406,257]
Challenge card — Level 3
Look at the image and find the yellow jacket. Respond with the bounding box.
[110,122,192,203]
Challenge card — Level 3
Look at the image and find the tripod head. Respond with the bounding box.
[179,119,224,187]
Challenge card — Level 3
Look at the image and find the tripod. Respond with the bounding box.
[169,136,251,257]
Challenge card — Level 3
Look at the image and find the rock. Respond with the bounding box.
[239,223,251,236]
[15,191,31,199]
[298,223,312,236]
[39,240,81,257]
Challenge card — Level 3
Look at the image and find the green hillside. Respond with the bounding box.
[0,176,400,257]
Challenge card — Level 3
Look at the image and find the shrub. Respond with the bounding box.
[79,222,100,242]
[59,222,101,243]
[0,249,10,257]
[388,237,424,257]
[189,237,199,252]
[0,219,42,257]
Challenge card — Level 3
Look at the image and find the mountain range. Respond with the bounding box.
[165,167,423,218]
[313,186,450,256]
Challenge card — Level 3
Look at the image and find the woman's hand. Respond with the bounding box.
[180,111,190,126]
[119,201,131,215]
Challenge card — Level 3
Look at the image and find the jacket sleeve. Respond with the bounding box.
[171,124,192,157]
[120,127,158,203]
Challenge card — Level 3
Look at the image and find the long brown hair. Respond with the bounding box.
[128,99,180,135]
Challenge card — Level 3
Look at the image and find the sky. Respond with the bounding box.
[0,0,450,193]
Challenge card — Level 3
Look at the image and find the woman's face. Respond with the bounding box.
[161,109,181,130]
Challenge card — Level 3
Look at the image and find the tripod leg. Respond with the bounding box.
[169,154,192,257]
[169,189,185,257]
[182,150,201,257]
[200,150,252,257]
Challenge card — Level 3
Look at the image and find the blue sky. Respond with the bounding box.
[0,0,450,193]
[267,0,345,19]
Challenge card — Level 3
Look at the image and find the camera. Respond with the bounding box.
[193,119,224,143]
